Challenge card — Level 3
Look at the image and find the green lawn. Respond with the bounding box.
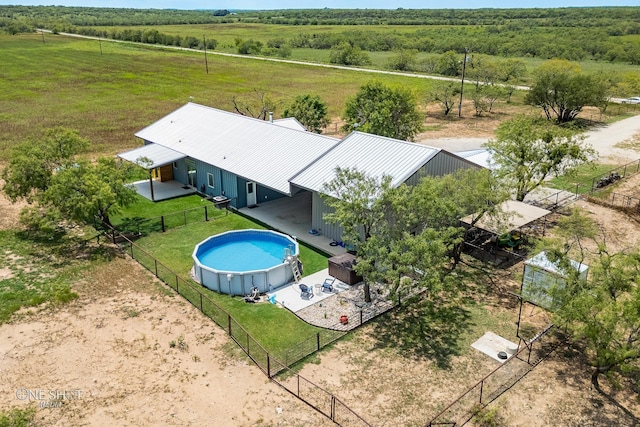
[121,196,327,353]
[547,163,623,194]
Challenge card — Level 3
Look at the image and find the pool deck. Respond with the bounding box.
[266,269,392,332]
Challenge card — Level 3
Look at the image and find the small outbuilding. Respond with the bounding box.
[521,251,589,310]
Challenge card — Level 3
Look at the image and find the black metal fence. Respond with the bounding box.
[425,325,563,427]
[117,203,230,235]
[106,226,371,425]
[272,357,373,427]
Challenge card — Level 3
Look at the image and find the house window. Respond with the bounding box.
[207,173,215,188]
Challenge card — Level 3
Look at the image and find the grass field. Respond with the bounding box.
[82,22,640,83]
[0,32,437,158]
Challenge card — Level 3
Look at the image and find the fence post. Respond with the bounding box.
[479,379,484,404]
[154,259,158,277]
[360,309,363,325]
[161,216,165,233]
[316,332,320,352]
[184,211,187,227]
[176,275,179,293]
[266,354,271,378]
[205,206,208,221]
[200,293,203,311]
[331,395,336,420]
[228,314,232,335]
[129,241,134,258]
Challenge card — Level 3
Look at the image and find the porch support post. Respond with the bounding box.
[148,170,155,202]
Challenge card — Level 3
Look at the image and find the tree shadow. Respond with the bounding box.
[551,343,640,426]
[114,216,162,235]
[370,295,473,369]
[14,228,122,269]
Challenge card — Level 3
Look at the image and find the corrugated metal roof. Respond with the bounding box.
[525,251,588,275]
[290,132,441,194]
[273,117,307,131]
[460,200,551,233]
[134,103,339,195]
[455,149,494,170]
[118,144,185,169]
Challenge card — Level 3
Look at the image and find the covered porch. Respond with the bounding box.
[238,191,347,257]
[128,179,197,202]
[119,144,189,202]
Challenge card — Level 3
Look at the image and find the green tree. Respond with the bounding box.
[485,116,596,201]
[430,81,460,116]
[2,127,89,202]
[321,167,393,302]
[42,158,137,228]
[329,42,371,66]
[235,38,263,55]
[342,81,423,141]
[540,210,640,395]
[282,94,330,133]
[525,59,608,123]
[386,49,418,71]
[322,167,507,301]
[498,58,527,83]
[436,50,461,76]
[1,128,136,233]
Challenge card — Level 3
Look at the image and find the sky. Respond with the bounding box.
[1,0,638,9]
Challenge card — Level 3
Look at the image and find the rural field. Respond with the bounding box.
[1,16,640,427]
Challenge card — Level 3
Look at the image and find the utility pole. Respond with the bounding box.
[203,35,209,74]
[458,48,468,118]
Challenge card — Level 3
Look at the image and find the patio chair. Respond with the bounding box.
[244,286,260,303]
[299,284,313,300]
[322,277,336,293]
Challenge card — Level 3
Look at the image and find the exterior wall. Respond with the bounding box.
[404,152,479,186]
[313,153,480,243]
[312,192,345,244]
[172,158,189,184]
[235,176,287,209]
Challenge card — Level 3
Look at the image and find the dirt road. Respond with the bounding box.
[420,114,640,164]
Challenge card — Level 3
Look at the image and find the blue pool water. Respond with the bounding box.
[195,230,295,272]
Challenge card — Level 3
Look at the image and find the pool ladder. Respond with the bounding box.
[284,248,302,283]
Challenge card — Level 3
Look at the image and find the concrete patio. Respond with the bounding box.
[130,179,197,202]
[238,191,347,257]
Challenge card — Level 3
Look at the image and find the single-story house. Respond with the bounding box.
[119,102,481,243]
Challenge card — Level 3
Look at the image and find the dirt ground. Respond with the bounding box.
[1,140,640,426]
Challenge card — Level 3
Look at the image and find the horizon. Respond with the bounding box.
[1,1,638,10]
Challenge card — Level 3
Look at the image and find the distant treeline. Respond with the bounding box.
[2,5,639,28]
[1,6,639,63]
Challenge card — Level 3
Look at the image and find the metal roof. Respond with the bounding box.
[134,103,339,195]
[525,251,588,275]
[460,200,551,234]
[290,132,441,195]
[455,149,494,170]
[273,117,307,131]
[118,144,185,169]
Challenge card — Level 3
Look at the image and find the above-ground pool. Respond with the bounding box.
[192,229,299,295]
